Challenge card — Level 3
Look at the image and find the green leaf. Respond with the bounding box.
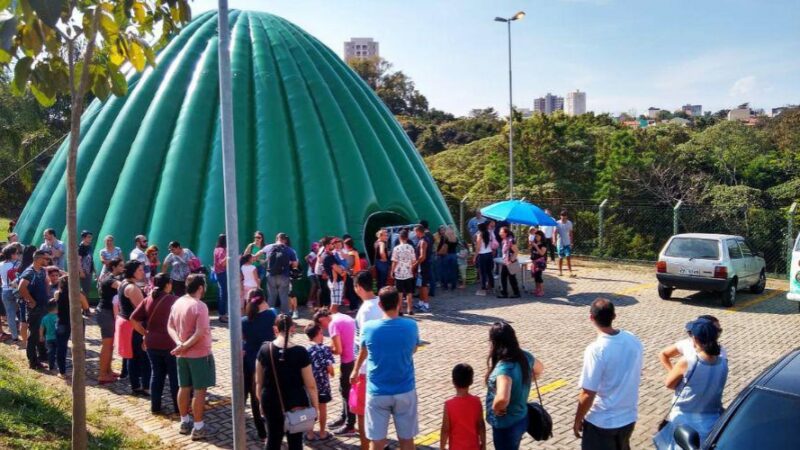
[143,44,155,66]
[109,70,127,97]
[132,2,146,23]
[98,9,119,39]
[20,21,43,55]
[91,72,110,101]
[30,81,56,107]
[28,0,64,28]
[12,56,33,94]
[127,38,145,71]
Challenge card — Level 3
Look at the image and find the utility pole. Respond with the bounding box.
[216,2,246,448]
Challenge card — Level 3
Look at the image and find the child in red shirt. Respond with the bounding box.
[441,363,486,450]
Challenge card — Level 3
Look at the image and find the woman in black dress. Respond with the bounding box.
[255,314,319,450]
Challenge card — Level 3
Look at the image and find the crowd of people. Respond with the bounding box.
[0,218,730,450]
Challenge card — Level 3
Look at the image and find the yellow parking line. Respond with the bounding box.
[415,431,440,446]
[613,282,657,296]
[529,379,569,401]
[725,289,786,313]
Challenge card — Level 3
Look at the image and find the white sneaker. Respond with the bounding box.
[476,290,487,296]
[292,310,299,320]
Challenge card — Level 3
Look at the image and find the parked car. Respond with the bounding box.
[656,233,766,307]
[674,347,800,450]
[789,232,800,311]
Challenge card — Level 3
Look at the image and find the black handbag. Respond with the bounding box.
[527,372,553,441]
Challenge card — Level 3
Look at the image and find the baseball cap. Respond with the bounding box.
[685,318,719,344]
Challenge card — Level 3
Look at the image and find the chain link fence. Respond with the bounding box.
[449,197,800,279]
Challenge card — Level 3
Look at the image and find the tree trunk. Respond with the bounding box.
[66,32,97,450]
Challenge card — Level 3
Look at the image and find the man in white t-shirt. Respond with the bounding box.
[541,209,557,262]
[658,315,727,370]
[555,209,575,277]
[130,235,149,284]
[352,271,384,449]
[574,298,643,450]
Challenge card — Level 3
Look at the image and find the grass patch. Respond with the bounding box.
[0,217,9,242]
[0,350,165,450]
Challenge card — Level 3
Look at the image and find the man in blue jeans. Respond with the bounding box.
[256,233,298,315]
[352,286,420,450]
[18,250,52,370]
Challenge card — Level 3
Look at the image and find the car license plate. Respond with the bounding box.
[679,267,700,276]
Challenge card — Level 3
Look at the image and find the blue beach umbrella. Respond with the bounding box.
[480,200,557,227]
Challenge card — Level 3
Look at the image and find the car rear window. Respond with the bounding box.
[713,389,800,449]
[664,238,720,260]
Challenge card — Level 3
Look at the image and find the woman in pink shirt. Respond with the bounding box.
[213,234,229,323]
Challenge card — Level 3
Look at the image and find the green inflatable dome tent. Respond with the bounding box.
[13,10,453,270]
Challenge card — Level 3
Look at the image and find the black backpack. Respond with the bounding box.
[267,244,291,276]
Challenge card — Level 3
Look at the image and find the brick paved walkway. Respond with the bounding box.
[10,264,800,449]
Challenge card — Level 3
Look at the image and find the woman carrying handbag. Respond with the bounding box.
[256,314,319,450]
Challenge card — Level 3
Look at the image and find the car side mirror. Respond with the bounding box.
[674,424,701,450]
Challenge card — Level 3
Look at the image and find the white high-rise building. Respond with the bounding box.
[344,38,379,60]
[565,90,587,116]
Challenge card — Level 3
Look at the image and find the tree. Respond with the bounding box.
[417,124,444,154]
[347,56,429,117]
[0,1,191,447]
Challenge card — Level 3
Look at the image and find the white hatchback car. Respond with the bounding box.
[656,233,766,307]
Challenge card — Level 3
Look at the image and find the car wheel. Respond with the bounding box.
[750,270,766,294]
[721,280,737,307]
[658,284,673,300]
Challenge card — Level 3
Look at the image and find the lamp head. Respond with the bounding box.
[494,17,508,22]
[512,11,526,21]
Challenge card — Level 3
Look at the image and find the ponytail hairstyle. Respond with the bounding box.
[478,222,490,248]
[152,273,171,299]
[275,313,293,361]
[701,340,722,357]
[246,288,265,321]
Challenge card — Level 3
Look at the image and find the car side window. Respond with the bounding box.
[738,241,754,258]
[727,240,743,259]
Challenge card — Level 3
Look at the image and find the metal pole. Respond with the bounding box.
[788,202,797,275]
[217,3,246,448]
[673,200,683,235]
[598,199,608,252]
[459,196,467,239]
[507,20,514,200]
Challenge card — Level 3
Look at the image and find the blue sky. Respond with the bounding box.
[193,0,800,117]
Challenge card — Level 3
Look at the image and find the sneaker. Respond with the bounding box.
[179,421,193,435]
[420,304,431,313]
[333,426,358,437]
[292,310,299,320]
[191,424,214,441]
[476,289,486,296]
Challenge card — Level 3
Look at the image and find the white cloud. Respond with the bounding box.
[729,75,756,97]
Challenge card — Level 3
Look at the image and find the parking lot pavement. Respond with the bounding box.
[73,263,799,449]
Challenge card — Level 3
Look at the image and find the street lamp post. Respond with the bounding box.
[495,11,525,200]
